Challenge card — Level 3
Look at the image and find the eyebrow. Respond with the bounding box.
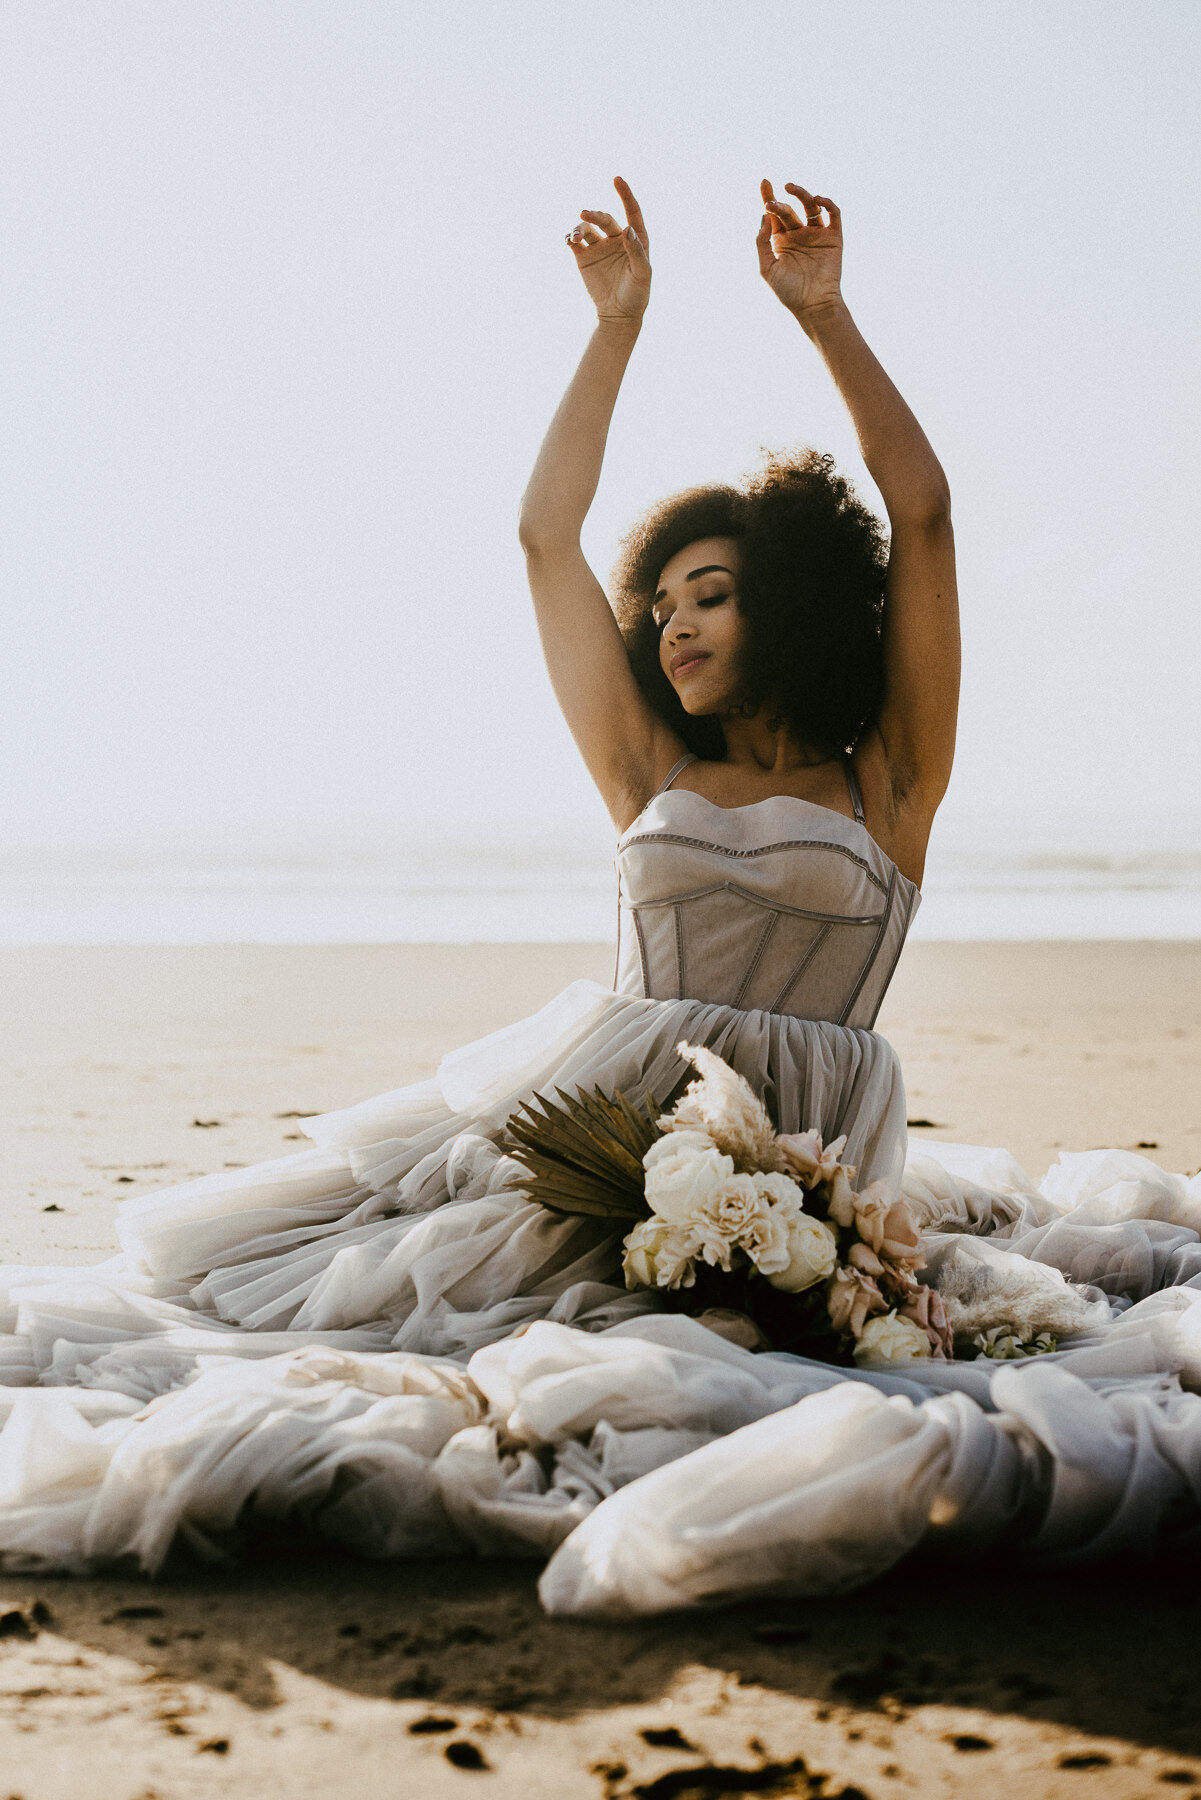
[653,564,735,602]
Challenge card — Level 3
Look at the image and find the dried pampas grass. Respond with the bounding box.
[664,1042,786,1174]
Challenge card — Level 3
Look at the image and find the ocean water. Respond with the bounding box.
[1,827,1198,943]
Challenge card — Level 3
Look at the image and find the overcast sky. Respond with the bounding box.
[2,0,1198,848]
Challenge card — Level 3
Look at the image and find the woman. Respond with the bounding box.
[0,181,1197,1611]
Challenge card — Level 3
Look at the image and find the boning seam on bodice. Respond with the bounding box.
[836,862,898,1026]
[621,831,888,894]
[673,903,686,1000]
[632,906,651,999]
[730,911,780,1011]
[767,922,832,1014]
[626,880,883,927]
[860,878,920,1028]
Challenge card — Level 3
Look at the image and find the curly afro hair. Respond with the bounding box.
[610,449,888,761]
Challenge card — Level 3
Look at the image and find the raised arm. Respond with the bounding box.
[758,180,960,863]
[519,179,683,831]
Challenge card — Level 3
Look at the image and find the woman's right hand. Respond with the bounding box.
[566,177,651,324]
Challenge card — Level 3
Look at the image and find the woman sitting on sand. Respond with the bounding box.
[522,176,957,907]
[1,179,1198,1613]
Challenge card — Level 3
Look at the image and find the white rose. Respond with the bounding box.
[852,1309,932,1363]
[642,1130,734,1227]
[766,1211,839,1292]
[621,1217,696,1291]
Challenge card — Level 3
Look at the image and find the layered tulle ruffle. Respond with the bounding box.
[2,977,1200,1607]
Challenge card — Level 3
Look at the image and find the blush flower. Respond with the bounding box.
[849,1182,926,1272]
[825,1165,859,1228]
[776,1128,850,1189]
[897,1285,954,1358]
[826,1265,888,1337]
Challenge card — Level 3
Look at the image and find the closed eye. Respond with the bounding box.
[654,591,731,631]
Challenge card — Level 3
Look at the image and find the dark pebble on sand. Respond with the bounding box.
[409,1716,457,1735]
[444,1741,489,1770]
[1058,1752,1112,1769]
[948,1734,993,1752]
[640,1727,697,1750]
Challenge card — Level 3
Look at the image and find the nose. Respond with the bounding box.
[665,613,695,645]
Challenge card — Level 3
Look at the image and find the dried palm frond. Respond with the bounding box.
[502,1084,662,1219]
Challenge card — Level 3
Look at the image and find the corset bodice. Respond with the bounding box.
[614,788,920,1029]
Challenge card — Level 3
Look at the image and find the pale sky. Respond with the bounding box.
[2,0,1198,849]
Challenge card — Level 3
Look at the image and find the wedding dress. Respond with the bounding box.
[2,755,1199,1611]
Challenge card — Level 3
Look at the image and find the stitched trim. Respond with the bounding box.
[632,880,881,926]
[731,911,779,1010]
[621,831,889,894]
[837,862,897,1025]
[860,880,919,1028]
[673,902,686,1000]
[767,923,832,1014]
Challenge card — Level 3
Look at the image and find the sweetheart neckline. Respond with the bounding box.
[620,785,917,889]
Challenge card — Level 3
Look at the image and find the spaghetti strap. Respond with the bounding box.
[653,753,700,799]
[843,758,866,825]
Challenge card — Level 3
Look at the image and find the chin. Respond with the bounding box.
[677,687,731,718]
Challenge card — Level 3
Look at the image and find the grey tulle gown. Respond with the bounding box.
[1,755,1199,1612]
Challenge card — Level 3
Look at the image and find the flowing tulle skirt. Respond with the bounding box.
[1,976,1199,1611]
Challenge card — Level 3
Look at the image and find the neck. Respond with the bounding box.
[717,710,834,773]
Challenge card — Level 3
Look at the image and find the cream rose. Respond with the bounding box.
[621,1217,696,1291]
[691,1173,768,1270]
[767,1211,839,1293]
[853,1309,932,1363]
[642,1130,735,1227]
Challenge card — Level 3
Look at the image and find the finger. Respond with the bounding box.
[755,212,776,279]
[613,175,649,247]
[762,183,806,230]
[785,183,826,224]
[565,223,604,249]
[810,194,841,224]
[579,209,625,238]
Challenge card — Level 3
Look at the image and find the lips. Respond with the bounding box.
[670,650,711,679]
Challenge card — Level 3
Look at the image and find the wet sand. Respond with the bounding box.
[1,940,1199,1798]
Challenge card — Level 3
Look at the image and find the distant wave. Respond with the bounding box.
[0,837,1196,942]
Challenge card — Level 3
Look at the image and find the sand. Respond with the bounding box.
[1,940,1199,1798]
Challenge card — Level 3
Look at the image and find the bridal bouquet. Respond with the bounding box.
[503,1042,953,1365]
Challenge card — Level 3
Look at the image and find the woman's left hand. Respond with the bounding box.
[756,179,844,317]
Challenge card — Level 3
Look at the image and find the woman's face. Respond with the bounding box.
[653,537,747,716]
